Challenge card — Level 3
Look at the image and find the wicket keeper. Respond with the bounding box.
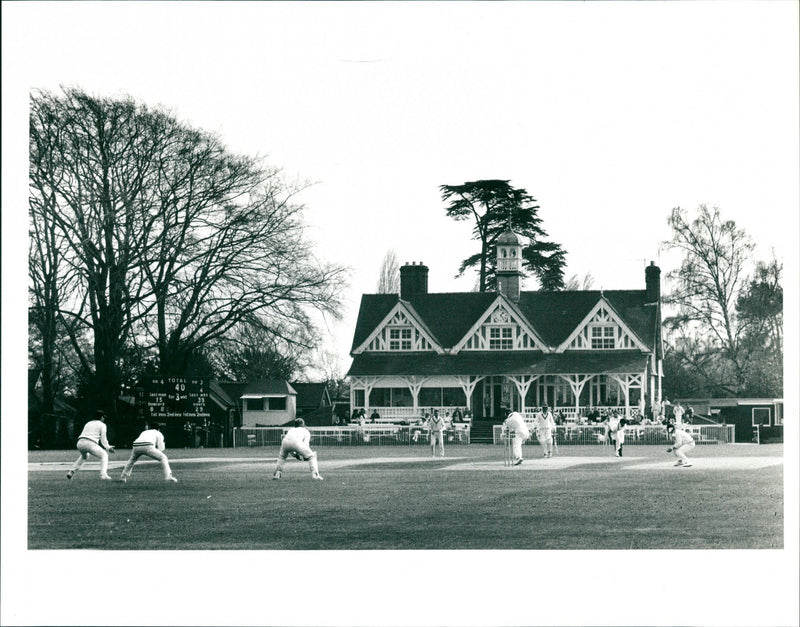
[120,422,178,483]
[272,418,324,480]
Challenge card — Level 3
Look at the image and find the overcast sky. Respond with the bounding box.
[3,2,798,625]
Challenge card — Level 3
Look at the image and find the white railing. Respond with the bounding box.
[492,424,734,445]
[354,406,642,421]
[355,407,468,420]
[233,424,472,448]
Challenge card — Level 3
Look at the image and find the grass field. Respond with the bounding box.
[28,443,783,550]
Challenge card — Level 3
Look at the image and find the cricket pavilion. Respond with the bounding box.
[346,228,664,426]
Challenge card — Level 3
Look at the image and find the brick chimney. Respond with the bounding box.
[645,261,661,304]
[400,262,429,300]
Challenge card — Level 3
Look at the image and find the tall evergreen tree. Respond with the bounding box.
[439,180,566,291]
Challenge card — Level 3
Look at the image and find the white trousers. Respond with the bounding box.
[71,439,109,476]
[276,438,319,474]
[537,430,552,455]
[430,431,444,456]
[511,432,525,460]
[121,445,173,479]
[674,442,695,463]
[431,431,444,457]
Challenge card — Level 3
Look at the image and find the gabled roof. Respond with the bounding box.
[515,290,656,350]
[229,380,297,398]
[351,292,498,352]
[351,289,657,353]
[291,382,331,409]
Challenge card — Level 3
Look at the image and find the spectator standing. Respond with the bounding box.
[534,405,557,457]
[272,418,324,480]
[120,422,178,483]
[666,422,695,467]
[672,403,685,427]
[66,410,115,480]
[370,409,381,423]
[428,409,446,457]
[503,409,530,465]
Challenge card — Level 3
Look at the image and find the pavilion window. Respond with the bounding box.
[591,324,615,349]
[489,326,514,350]
[388,327,413,350]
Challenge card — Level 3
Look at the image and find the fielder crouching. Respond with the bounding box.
[120,422,178,483]
[67,410,115,480]
[272,418,324,480]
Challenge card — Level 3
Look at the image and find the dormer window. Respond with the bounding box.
[489,326,514,350]
[388,327,412,350]
[591,324,615,349]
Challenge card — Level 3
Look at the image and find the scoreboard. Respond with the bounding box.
[137,376,211,420]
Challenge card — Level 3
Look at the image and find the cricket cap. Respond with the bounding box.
[294,418,306,428]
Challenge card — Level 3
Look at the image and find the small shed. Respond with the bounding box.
[234,379,297,427]
[676,397,784,443]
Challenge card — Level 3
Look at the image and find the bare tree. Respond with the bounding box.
[662,205,755,394]
[564,272,595,291]
[376,249,400,293]
[29,87,347,416]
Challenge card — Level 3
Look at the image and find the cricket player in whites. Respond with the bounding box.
[534,405,556,458]
[666,422,695,467]
[503,409,530,465]
[120,422,178,483]
[428,409,446,457]
[272,418,324,480]
[606,412,628,457]
[67,410,115,480]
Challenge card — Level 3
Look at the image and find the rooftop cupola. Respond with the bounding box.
[496,226,523,301]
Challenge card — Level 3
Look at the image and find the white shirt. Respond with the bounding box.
[133,428,166,451]
[672,428,694,447]
[534,411,556,434]
[284,426,311,444]
[77,419,111,449]
[504,412,530,438]
[428,415,445,433]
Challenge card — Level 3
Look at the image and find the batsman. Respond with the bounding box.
[502,408,530,466]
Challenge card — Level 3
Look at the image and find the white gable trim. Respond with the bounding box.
[555,297,649,353]
[353,301,444,354]
[452,295,549,353]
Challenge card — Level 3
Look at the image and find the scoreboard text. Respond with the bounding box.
[138,377,211,420]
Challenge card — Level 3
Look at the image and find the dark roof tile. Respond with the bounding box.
[351,289,656,352]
